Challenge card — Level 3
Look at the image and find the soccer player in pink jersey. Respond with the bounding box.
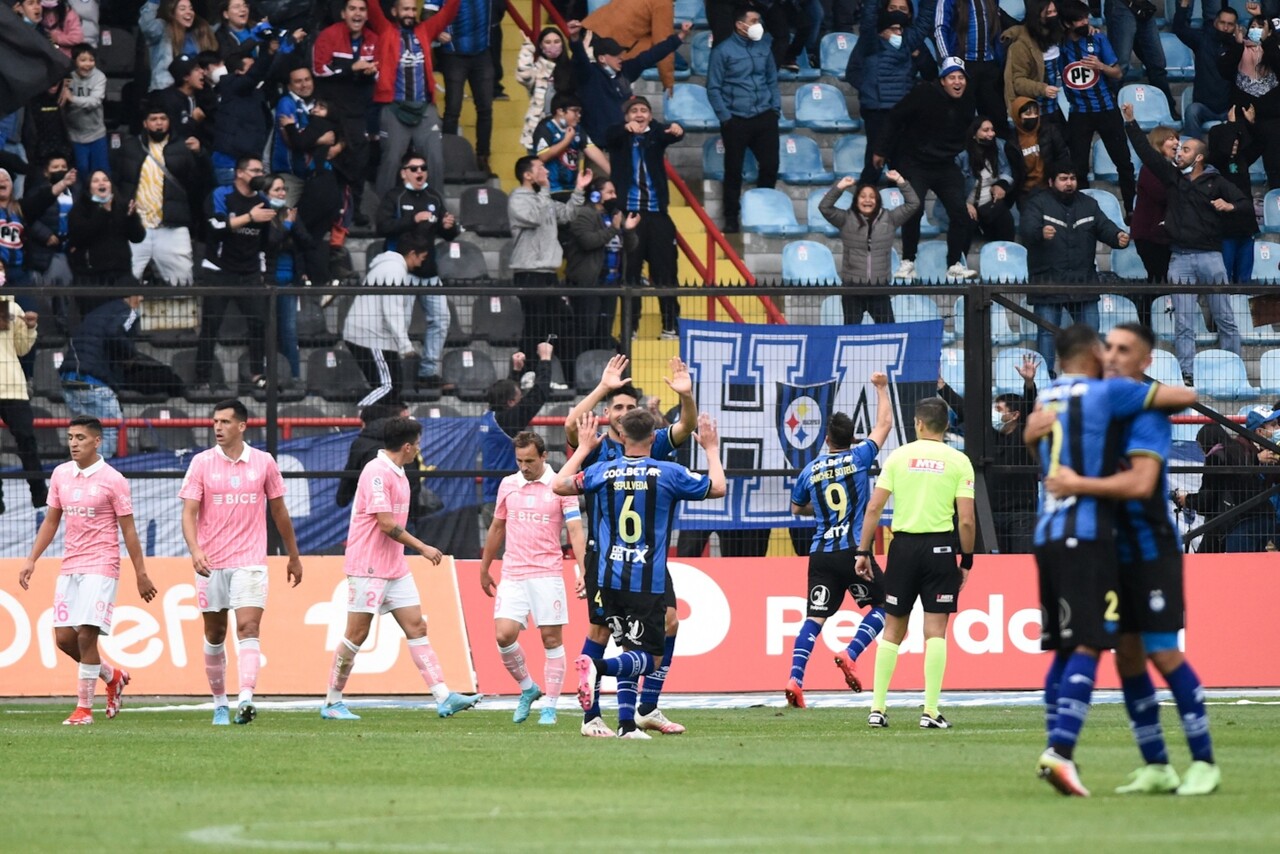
[321,417,483,720]
[480,431,586,726]
[18,417,156,726]
[179,399,304,726]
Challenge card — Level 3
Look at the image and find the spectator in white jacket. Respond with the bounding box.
[63,44,109,177]
[342,231,434,408]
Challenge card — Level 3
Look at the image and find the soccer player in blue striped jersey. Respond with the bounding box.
[1058,1,1136,214]
[1025,324,1197,796]
[563,353,698,736]
[784,371,893,708]
[556,408,725,738]
[1042,323,1218,796]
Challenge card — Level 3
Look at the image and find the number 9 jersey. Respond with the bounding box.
[790,440,880,553]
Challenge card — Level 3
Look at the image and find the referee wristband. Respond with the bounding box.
[959,553,974,570]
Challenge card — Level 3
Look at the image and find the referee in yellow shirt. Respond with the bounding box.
[855,397,975,730]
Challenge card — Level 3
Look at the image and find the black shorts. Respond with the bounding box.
[663,570,677,611]
[806,550,886,618]
[883,532,962,617]
[598,587,667,657]
[1119,548,1186,635]
[1036,540,1120,652]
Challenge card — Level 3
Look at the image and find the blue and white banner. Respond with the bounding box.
[677,318,945,529]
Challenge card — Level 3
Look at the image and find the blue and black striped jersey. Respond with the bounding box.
[791,441,880,554]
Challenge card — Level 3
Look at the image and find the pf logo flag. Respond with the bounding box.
[777,380,837,470]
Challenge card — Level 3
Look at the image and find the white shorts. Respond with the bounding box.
[494,576,569,628]
[54,573,119,635]
[347,575,421,615]
[196,566,269,613]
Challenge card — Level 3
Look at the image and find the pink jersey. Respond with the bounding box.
[47,457,133,578]
[494,467,580,580]
[344,451,413,579]
[178,445,286,569]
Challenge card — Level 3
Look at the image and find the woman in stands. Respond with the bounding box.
[213,0,255,58]
[515,26,573,153]
[817,168,919,324]
[1218,12,1280,188]
[139,0,218,90]
[1129,124,1178,327]
[66,170,145,314]
[39,0,85,57]
[956,116,1016,242]
[264,173,312,383]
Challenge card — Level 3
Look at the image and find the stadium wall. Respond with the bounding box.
[2,556,1275,696]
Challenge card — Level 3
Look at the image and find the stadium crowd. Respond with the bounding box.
[0,0,1278,552]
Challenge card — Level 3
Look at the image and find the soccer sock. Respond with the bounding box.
[595,651,656,679]
[789,618,822,686]
[922,637,947,717]
[77,663,97,710]
[638,632,677,716]
[203,640,228,707]
[238,638,260,703]
[498,641,534,690]
[98,660,115,684]
[543,645,565,703]
[871,639,901,713]
[1164,661,1214,763]
[1049,652,1099,761]
[616,679,639,732]
[1043,653,1069,748]
[326,637,360,705]
[1121,671,1169,765]
[845,608,886,661]
[407,636,451,703]
[580,638,607,722]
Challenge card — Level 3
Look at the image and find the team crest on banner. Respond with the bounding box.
[777,381,837,470]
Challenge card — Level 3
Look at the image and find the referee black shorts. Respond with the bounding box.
[806,549,886,619]
[883,532,962,617]
[1036,539,1120,652]
[1118,547,1185,635]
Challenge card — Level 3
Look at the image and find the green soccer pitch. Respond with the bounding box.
[3,703,1277,852]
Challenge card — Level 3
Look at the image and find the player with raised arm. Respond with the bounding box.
[321,417,482,720]
[18,417,156,725]
[555,409,726,739]
[480,431,587,726]
[1039,323,1218,796]
[563,354,698,736]
[179,399,304,726]
[1024,324,1197,797]
[784,372,894,708]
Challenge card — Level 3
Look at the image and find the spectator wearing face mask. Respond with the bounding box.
[956,115,1015,241]
[1183,406,1280,552]
[566,176,639,352]
[66,169,145,307]
[516,26,574,151]
[1007,96,1070,205]
[1173,0,1238,141]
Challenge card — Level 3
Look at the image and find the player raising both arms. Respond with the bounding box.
[1040,323,1218,796]
[556,409,725,739]
[19,417,156,725]
[179,400,304,726]
[480,432,587,726]
[785,372,894,708]
[564,354,697,736]
[321,417,482,720]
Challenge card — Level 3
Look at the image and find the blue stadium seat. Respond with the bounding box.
[664,84,719,131]
[833,134,867,177]
[912,241,950,283]
[1091,138,1141,181]
[1234,294,1280,345]
[806,187,846,236]
[1000,0,1026,18]
[1150,294,1216,344]
[891,294,942,325]
[1181,84,1195,124]
[1263,189,1280,234]
[1110,245,1148,279]
[690,30,714,76]
[1193,349,1260,399]
[995,347,1051,394]
[1098,293,1140,333]
[940,347,965,396]
[819,32,857,79]
[779,52,820,82]
[674,0,703,23]
[1254,240,1280,281]
[989,301,1025,346]
[1147,348,1183,386]
[1250,153,1266,184]
[1118,84,1179,129]
[880,186,905,210]
[778,134,835,184]
[1260,349,1280,395]
[781,240,840,284]
[741,188,807,235]
[642,51,690,81]
[978,241,1028,283]
[820,295,844,325]
[1161,32,1195,81]
[702,136,758,182]
[587,0,611,12]
[795,83,860,131]
[1081,188,1126,228]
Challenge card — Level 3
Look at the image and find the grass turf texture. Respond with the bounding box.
[2,703,1276,852]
